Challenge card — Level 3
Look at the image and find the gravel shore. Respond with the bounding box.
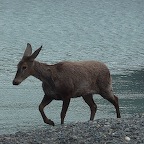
[0,114,144,144]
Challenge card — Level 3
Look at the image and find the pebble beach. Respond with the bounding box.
[0,114,144,144]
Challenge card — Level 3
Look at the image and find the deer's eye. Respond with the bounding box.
[22,66,27,70]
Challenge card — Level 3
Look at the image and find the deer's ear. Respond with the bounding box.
[23,43,32,57]
[30,45,42,60]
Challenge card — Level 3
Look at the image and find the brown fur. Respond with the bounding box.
[13,44,121,126]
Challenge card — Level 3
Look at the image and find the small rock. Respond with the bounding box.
[125,136,130,141]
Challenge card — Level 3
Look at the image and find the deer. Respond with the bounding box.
[13,43,121,126]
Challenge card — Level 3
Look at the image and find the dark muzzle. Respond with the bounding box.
[12,80,20,85]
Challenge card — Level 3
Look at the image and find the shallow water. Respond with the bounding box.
[0,0,144,134]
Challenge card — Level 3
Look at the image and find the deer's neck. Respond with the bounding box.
[32,61,57,93]
[32,61,50,82]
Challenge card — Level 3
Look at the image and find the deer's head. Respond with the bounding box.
[13,43,42,85]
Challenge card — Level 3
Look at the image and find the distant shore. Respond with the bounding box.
[0,113,144,144]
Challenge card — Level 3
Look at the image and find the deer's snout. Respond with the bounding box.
[12,79,20,85]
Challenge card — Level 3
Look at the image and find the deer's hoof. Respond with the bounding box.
[44,118,55,126]
[48,119,55,126]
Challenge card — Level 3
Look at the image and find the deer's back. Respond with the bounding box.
[56,61,109,79]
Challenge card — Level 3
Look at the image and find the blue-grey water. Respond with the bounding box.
[0,0,144,134]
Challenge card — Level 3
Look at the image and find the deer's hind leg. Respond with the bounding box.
[82,94,97,121]
[39,95,55,126]
[100,90,121,118]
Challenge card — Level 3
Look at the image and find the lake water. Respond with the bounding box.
[0,0,144,134]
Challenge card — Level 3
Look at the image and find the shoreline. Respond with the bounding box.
[0,114,144,144]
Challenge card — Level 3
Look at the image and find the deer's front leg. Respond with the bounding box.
[61,98,71,124]
[39,95,54,126]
